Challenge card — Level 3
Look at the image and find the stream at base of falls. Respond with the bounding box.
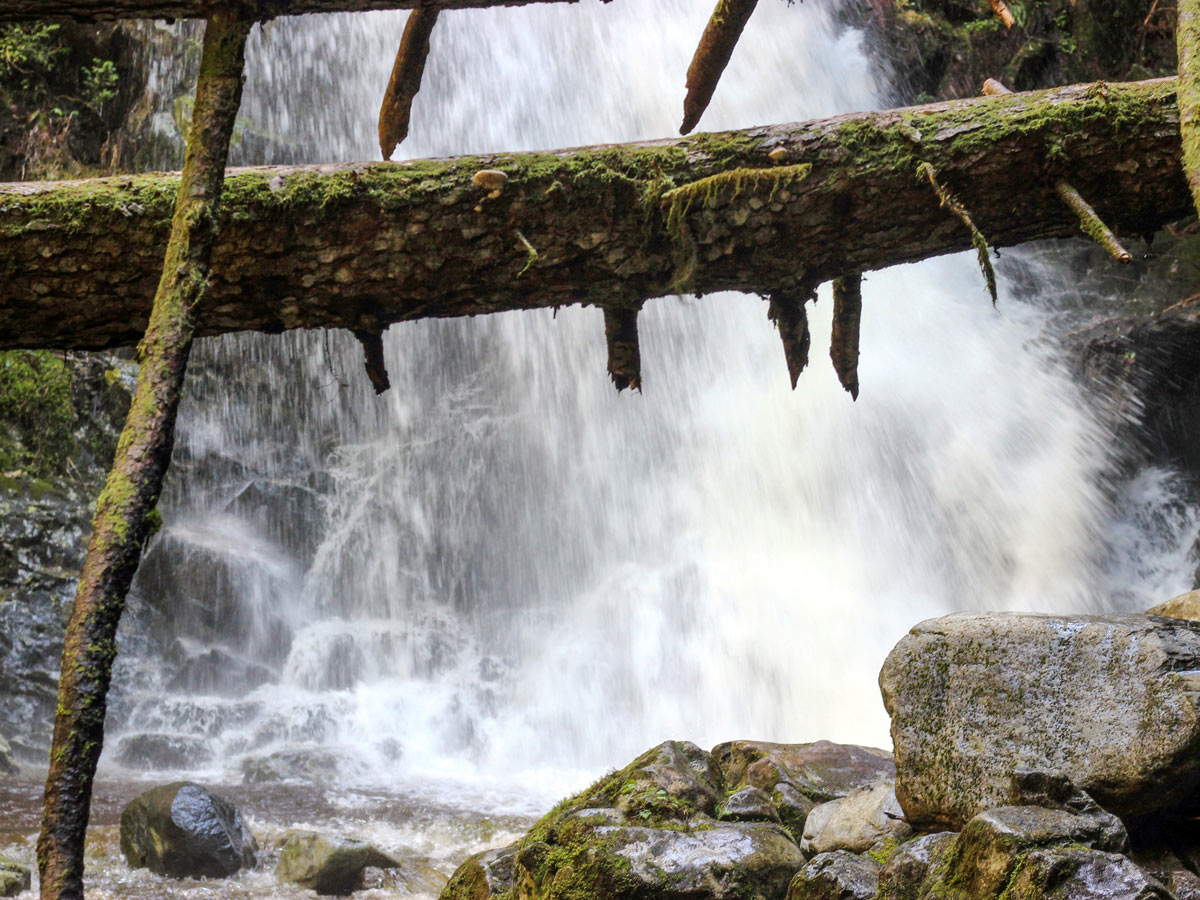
[5,1,1200,896]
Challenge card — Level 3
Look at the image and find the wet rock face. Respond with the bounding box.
[275,830,400,896]
[880,612,1200,826]
[119,781,258,878]
[801,780,912,856]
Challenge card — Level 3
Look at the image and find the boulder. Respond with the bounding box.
[275,830,401,895]
[718,786,782,824]
[876,832,957,900]
[119,781,258,878]
[800,780,912,856]
[440,843,517,900]
[1147,591,1200,622]
[1131,849,1200,900]
[715,740,895,803]
[947,805,1128,898]
[240,747,365,784]
[0,857,29,898]
[880,613,1200,826]
[786,850,879,900]
[440,740,806,900]
[1001,848,1171,900]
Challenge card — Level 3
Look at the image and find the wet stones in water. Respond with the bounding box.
[113,732,214,770]
[786,850,879,900]
[0,735,18,778]
[240,747,367,784]
[275,830,401,895]
[880,612,1200,826]
[119,781,258,878]
[0,857,29,898]
[441,844,517,900]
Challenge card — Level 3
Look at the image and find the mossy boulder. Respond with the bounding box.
[786,850,878,900]
[998,848,1170,900]
[0,856,29,898]
[714,740,894,804]
[876,832,957,900]
[119,781,258,878]
[275,830,400,895]
[441,740,808,900]
[880,613,1200,826]
[1147,591,1200,622]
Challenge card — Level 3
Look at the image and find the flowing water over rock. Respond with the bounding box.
[4,1,1200,896]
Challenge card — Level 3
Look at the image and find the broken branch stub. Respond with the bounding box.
[830,274,862,400]
[378,6,439,161]
[603,306,642,392]
[353,328,391,393]
[680,0,759,135]
[767,287,812,390]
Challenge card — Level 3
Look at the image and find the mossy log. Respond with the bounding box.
[0,77,1189,353]
[34,11,250,900]
[1180,0,1200,214]
[0,0,600,23]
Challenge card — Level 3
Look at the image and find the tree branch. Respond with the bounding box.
[0,78,1188,353]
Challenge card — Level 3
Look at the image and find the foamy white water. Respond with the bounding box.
[92,0,1199,844]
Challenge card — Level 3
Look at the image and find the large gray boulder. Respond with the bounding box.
[880,613,1200,826]
[119,781,258,878]
[275,830,400,895]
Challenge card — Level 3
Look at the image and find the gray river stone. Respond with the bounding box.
[876,831,957,900]
[880,612,1200,826]
[119,781,258,878]
[439,843,517,900]
[800,779,912,856]
[1002,848,1171,900]
[276,830,401,895]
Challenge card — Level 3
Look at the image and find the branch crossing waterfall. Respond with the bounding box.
[9,1,1200,897]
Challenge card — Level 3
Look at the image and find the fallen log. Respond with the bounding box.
[0,77,1188,352]
[0,0,602,22]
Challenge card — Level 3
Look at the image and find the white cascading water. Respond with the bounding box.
[64,0,1200,893]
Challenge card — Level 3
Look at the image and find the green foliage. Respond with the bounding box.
[82,58,118,114]
[0,350,75,479]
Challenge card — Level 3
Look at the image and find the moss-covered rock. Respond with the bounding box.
[1147,591,1200,622]
[876,832,958,900]
[275,830,400,895]
[0,855,29,898]
[785,850,879,900]
[441,740,809,900]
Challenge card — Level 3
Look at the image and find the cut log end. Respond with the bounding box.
[378,6,439,161]
[353,329,391,394]
[680,0,759,135]
[603,306,642,392]
[988,0,1015,28]
[830,274,862,401]
[767,288,812,390]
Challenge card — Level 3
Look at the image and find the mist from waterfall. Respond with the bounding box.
[106,0,1200,810]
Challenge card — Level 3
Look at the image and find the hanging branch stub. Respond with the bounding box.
[767,285,813,390]
[680,0,759,135]
[378,5,439,160]
[603,306,642,392]
[830,274,862,401]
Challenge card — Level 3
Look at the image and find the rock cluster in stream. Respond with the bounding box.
[440,608,1200,900]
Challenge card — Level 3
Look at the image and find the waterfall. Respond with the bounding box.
[106,0,1199,809]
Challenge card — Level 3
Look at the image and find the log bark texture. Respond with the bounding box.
[1180,0,1200,213]
[0,0,599,22]
[34,11,250,900]
[0,77,1189,352]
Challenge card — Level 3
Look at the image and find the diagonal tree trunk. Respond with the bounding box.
[34,10,251,899]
